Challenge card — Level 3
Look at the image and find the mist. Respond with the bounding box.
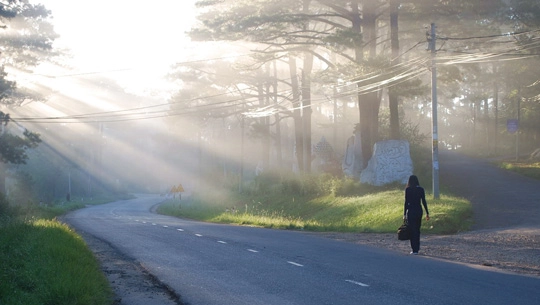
[2,0,540,203]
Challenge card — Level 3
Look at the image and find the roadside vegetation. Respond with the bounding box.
[159,157,540,235]
[0,194,132,305]
[498,161,540,180]
[158,173,473,235]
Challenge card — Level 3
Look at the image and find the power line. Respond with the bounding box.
[11,29,540,123]
[440,29,540,41]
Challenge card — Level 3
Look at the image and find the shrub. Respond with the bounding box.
[0,192,9,217]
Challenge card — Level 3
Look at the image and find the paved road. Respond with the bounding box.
[64,195,540,305]
[439,151,540,229]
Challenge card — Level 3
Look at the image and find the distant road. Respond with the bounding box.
[439,151,540,230]
[64,195,540,305]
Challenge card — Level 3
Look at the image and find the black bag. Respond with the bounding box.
[397,220,410,241]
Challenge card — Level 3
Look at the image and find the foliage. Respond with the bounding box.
[7,170,37,206]
[0,219,113,305]
[0,125,41,165]
[184,0,540,169]
[0,67,16,101]
[0,1,57,70]
[379,110,430,147]
[251,171,337,196]
[0,192,9,217]
[249,171,400,198]
[0,1,56,196]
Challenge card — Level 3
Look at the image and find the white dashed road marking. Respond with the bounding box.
[287,261,304,267]
[345,280,369,287]
[132,220,371,290]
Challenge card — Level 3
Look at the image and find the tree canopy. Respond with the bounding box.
[183,0,540,173]
[0,1,56,194]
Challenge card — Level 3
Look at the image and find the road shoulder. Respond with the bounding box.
[312,227,540,277]
[74,229,183,305]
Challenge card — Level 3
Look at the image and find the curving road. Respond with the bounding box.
[64,194,540,305]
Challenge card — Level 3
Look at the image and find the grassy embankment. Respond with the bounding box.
[0,196,131,305]
[158,176,473,235]
[499,160,540,180]
[160,160,540,234]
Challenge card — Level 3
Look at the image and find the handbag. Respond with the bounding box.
[397,220,410,241]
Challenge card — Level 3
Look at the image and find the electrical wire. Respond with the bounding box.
[9,29,540,123]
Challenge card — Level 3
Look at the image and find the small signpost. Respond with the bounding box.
[171,184,184,200]
[507,119,520,161]
[507,119,519,134]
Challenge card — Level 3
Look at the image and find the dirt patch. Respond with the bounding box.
[76,230,184,305]
[313,227,540,277]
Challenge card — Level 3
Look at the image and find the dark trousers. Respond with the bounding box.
[407,213,422,253]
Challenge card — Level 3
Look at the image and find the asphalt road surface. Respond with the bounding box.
[439,151,540,230]
[64,194,540,305]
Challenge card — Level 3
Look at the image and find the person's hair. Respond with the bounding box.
[407,175,420,188]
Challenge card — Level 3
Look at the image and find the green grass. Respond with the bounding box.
[3,194,135,222]
[158,188,472,235]
[0,219,113,305]
[499,161,540,180]
[0,193,133,305]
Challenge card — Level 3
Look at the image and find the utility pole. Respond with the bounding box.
[239,109,245,193]
[516,96,521,161]
[429,23,440,199]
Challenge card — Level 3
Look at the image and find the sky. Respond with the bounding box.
[9,1,209,191]
[35,0,199,97]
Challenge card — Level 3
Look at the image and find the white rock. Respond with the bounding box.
[360,140,413,186]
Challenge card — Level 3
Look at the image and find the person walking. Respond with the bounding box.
[404,175,430,255]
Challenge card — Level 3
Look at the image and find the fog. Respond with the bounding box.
[2,1,539,202]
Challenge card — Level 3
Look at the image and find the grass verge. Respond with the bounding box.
[498,161,540,180]
[158,187,472,235]
[0,193,132,305]
[0,218,113,305]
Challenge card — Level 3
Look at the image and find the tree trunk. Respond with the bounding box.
[389,0,401,140]
[302,53,314,173]
[0,164,5,196]
[351,2,363,61]
[359,92,381,167]
[258,83,270,170]
[289,56,303,172]
[356,1,382,167]
[273,61,283,167]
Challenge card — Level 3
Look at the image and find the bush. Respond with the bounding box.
[333,178,362,197]
[0,192,9,217]
[254,170,282,193]
[253,171,336,196]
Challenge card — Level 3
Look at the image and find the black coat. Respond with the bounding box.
[404,186,429,218]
